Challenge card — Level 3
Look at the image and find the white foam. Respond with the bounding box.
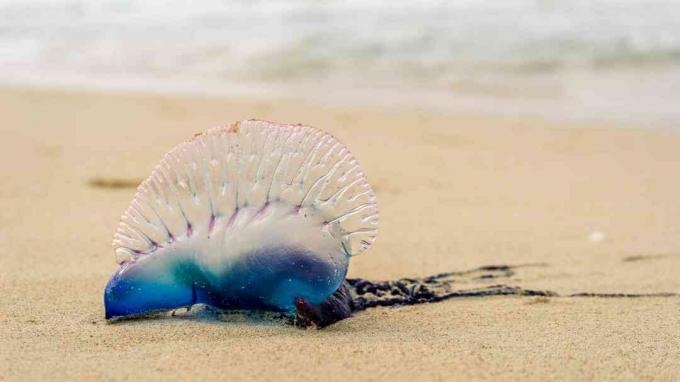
[2,0,680,127]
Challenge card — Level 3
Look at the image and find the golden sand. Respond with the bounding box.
[1,87,679,381]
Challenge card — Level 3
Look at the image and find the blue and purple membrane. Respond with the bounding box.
[104,246,347,319]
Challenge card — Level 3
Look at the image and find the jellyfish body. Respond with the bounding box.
[104,120,378,320]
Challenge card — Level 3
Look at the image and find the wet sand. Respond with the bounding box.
[1,87,679,381]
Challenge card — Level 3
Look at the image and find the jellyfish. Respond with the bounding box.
[104,120,379,327]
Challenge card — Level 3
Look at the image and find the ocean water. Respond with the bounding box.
[1,0,680,127]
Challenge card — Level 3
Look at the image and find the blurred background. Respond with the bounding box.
[2,0,680,128]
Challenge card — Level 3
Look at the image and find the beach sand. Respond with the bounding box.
[1,87,679,381]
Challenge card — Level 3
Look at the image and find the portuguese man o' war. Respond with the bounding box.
[104,120,379,327]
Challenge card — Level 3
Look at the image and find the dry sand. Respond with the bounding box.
[1,87,679,381]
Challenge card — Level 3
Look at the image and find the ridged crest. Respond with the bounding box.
[112,120,378,263]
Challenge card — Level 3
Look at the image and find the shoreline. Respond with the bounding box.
[2,62,680,131]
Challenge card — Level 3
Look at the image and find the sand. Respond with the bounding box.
[1,87,679,381]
